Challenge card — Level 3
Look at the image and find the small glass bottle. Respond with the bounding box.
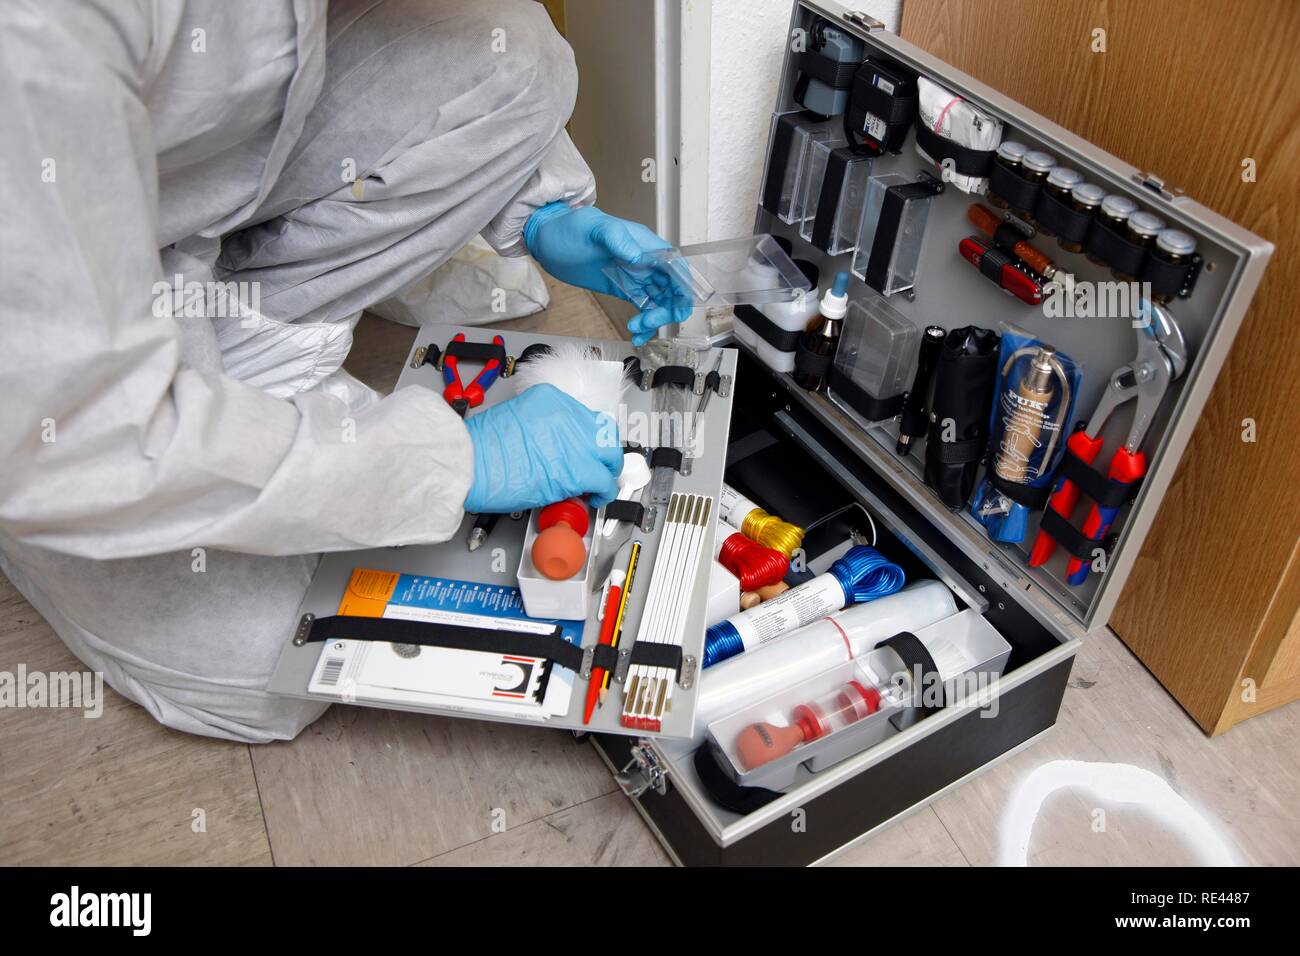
[1058,182,1105,253]
[1016,150,1056,221]
[794,271,850,391]
[1112,211,1165,282]
[1086,194,1138,265]
[1149,229,1198,302]
[1035,167,1083,238]
[987,141,1029,209]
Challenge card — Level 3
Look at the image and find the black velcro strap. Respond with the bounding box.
[1034,188,1093,244]
[602,498,646,526]
[734,304,801,352]
[987,161,1042,212]
[977,242,1012,283]
[300,614,583,673]
[590,643,620,673]
[795,51,859,89]
[629,641,683,674]
[826,365,906,423]
[649,446,684,472]
[1056,447,1139,510]
[992,220,1031,253]
[651,365,695,389]
[913,122,995,177]
[704,369,722,394]
[622,355,643,383]
[880,631,945,715]
[990,475,1053,511]
[516,342,553,365]
[811,146,855,250]
[1084,218,1147,277]
[794,340,834,380]
[693,745,784,813]
[927,433,987,464]
[898,402,929,439]
[1141,253,1200,299]
[1037,508,1112,562]
[444,338,507,365]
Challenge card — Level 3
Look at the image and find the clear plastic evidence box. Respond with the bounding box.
[827,294,921,422]
[850,172,937,296]
[603,235,812,311]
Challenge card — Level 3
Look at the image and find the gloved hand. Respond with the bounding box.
[463,383,623,514]
[524,203,694,346]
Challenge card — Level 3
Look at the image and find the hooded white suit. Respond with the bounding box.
[0,0,596,741]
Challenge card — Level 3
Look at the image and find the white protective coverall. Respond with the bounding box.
[0,0,596,741]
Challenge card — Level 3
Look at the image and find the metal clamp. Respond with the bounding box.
[292,613,315,647]
[678,654,698,691]
[694,370,733,398]
[613,647,633,685]
[615,740,669,798]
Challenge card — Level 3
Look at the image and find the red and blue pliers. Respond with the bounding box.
[441,333,505,417]
[1028,303,1186,585]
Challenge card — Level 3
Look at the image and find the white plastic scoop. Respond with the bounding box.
[601,452,651,537]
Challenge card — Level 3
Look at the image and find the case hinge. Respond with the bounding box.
[614,739,669,798]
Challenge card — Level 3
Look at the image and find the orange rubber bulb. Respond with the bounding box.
[531,498,590,580]
[734,721,807,771]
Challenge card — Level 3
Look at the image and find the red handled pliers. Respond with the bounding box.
[1028,303,1187,583]
[441,333,505,417]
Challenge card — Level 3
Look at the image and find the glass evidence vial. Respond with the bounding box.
[1035,166,1084,238]
[1016,150,1056,221]
[1112,210,1166,282]
[988,141,1029,209]
[1150,229,1198,302]
[1058,182,1105,253]
[1086,194,1138,265]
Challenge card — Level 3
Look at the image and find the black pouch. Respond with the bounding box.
[923,326,1000,509]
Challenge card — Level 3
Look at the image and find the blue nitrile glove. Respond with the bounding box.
[524,203,694,346]
[463,383,623,514]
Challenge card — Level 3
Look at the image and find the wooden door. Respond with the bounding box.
[901,0,1300,733]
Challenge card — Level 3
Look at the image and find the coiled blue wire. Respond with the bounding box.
[702,546,904,669]
[828,545,906,604]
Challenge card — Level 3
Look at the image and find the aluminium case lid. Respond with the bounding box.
[756,1,1273,631]
[267,327,738,739]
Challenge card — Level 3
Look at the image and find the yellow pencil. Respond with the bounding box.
[600,540,641,705]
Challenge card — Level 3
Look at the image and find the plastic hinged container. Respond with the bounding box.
[850,172,936,296]
[761,111,844,225]
[800,143,874,254]
[827,293,920,422]
[604,235,811,311]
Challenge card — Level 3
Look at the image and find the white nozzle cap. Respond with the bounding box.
[820,271,851,320]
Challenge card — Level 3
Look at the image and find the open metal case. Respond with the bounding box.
[589,1,1272,865]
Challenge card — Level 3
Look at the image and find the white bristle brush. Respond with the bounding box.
[510,341,631,421]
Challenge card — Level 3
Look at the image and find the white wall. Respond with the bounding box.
[702,0,902,241]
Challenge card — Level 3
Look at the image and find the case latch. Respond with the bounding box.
[842,10,886,30]
[615,739,669,798]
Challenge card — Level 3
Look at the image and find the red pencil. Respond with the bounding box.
[582,572,624,724]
